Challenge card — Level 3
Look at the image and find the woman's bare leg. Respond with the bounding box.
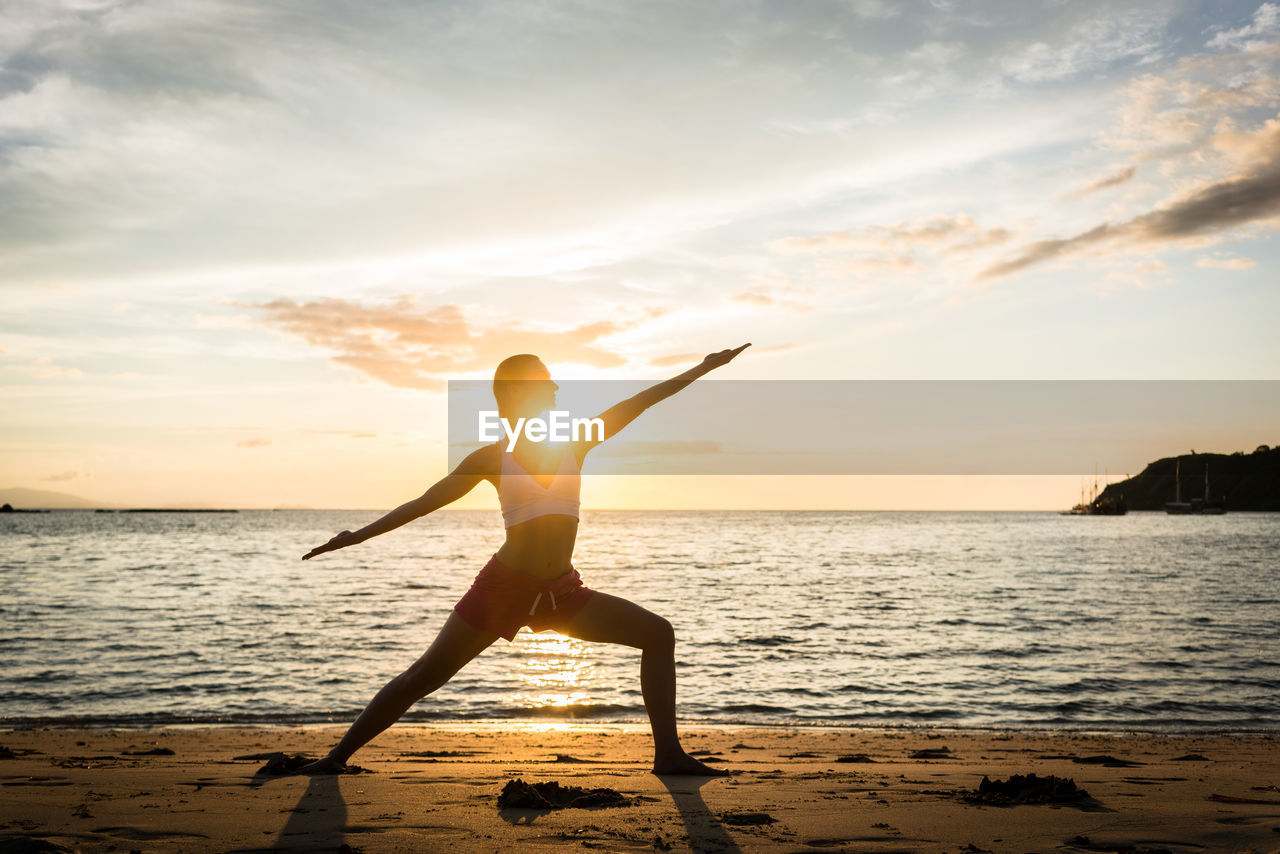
[560,591,728,776]
[301,611,499,773]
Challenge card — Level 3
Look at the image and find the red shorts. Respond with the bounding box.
[453,554,598,642]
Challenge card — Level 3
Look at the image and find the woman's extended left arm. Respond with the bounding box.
[302,445,496,560]
[583,343,750,451]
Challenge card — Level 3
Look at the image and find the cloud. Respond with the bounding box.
[1196,255,1257,269]
[299,428,377,438]
[1103,259,1167,290]
[236,438,271,448]
[999,8,1171,84]
[730,291,812,312]
[248,296,657,390]
[1072,165,1137,196]
[648,352,703,368]
[769,214,1008,279]
[28,355,82,379]
[42,470,82,481]
[647,342,795,368]
[979,116,1280,280]
[773,214,1009,255]
[1104,42,1280,162]
[843,255,926,274]
[1207,3,1280,52]
[848,0,900,20]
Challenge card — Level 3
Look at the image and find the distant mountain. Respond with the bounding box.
[1096,446,1280,511]
[0,487,115,509]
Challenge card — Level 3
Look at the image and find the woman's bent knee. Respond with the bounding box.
[647,616,675,651]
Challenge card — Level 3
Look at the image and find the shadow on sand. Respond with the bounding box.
[229,772,348,853]
[657,774,742,854]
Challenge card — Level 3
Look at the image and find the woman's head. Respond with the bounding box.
[493,354,557,417]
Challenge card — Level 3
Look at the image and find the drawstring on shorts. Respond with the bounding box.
[528,589,558,616]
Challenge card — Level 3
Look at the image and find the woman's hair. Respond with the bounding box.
[492,354,544,412]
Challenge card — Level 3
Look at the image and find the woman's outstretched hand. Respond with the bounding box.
[701,343,751,370]
[303,530,359,561]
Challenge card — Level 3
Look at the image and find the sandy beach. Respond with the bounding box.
[1,725,1278,853]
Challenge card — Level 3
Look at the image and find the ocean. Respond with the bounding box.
[2,509,1277,732]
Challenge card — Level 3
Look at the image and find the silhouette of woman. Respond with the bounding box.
[299,344,750,776]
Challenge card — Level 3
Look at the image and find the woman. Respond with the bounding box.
[299,343,750,776]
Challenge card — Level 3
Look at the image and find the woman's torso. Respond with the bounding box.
[487,441,582,580]
[494,515,579,579]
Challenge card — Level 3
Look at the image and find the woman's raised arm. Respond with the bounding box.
[302,445,497,560]
[583,343,750,451]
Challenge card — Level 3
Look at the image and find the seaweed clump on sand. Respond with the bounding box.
[962,773,1091,806]
[498,778,631,809]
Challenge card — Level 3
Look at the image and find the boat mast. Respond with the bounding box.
[1175,459,1181,503]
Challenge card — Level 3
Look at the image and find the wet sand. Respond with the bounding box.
[1,725,1278,852]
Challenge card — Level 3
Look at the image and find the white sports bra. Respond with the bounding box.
[498,444,581,528]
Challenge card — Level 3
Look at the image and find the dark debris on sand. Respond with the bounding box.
[0,838,79,854]
[1067,833,1175,853]
[253,754,369,776]
[0,746,42,758]
[498,778,632,810]
[910,746,953,759]
[720,811,776,826]
[121,747,175,756]
[836,753,876,763]
[1072,754,1141,768]
[962,773,1093,806]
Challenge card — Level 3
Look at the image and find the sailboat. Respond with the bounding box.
[1165,459,1227,514]
[1063,467,1127,515]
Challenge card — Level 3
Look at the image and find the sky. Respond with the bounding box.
[2,0,1278,510]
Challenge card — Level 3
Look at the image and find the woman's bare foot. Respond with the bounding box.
[652,751,731,776]
[297,755,348,775]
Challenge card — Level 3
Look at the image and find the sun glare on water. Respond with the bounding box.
[509,634,600,713]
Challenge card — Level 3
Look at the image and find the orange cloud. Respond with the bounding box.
[730,291,812,312]
[648,352,703,367]
[1105,44,1280,163]
[1196,255,1256,270]
[1072,165,1137,196]
[249,297,650,390]
[772,214,1009,255]
[647,343,794,368]
[842,255,926,273]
